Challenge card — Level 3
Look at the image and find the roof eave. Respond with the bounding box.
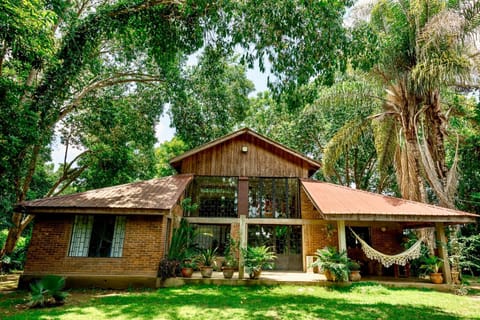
[19,206,170,216]
[321,213,477,224]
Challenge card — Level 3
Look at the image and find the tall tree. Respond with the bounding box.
[1,0,353,261]
[332,0,480,206]
[169,49,254,148]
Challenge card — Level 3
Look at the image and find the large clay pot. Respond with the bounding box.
[324,269,337,281]
[430,273,443,284]
[249,268,262,279]
[201,266,213,278]
[349,270,361,282]
[181,267,194,278]
[222,267,235,279]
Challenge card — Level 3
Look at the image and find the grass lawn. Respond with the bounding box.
[1,282,479,320]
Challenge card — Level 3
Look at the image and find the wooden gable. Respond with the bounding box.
[170,128,321,178]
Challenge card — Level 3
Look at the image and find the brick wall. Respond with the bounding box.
[24,214,164,277]
[300,188,338,259]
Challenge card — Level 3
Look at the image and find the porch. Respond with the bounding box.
[159,271,455,292]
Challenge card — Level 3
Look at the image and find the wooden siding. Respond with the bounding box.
[179,136,311,177]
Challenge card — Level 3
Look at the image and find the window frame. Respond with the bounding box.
[68,215,126,258]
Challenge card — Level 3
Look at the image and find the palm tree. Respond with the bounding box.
[325,0,480,207]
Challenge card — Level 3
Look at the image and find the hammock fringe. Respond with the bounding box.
[349,227,424,268]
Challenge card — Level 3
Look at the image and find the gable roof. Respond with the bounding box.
[169,128,321,174]
[301,180,478,223]
[18,174,193,215]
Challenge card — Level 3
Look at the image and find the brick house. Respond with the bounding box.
[18,128,478,288]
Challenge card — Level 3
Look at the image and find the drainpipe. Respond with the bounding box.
[435,222,452,284]
[337,220,347,252]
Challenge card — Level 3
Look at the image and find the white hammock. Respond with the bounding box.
[349,227,424,267]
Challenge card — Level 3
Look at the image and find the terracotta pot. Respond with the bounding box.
[324,269,337,281]
[181,267,194,278]
[200,266,213,278]
[249,268,262,279]
[349,270,361,282]
[430,272,443,284]
[222,267,235,279]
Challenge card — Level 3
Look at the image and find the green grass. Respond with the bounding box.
[1,283,479,319]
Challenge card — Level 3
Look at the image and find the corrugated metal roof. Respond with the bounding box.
[19,174,193,213]
[301,180,478,222]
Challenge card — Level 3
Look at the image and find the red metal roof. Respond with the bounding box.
[19,174,193,214]
[301,180,478,223]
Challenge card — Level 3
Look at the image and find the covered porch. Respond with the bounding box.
[159,270,460,293]
[300,180,479,284]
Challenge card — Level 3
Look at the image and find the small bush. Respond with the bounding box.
[29,275,68,308]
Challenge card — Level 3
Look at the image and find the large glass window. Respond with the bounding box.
[186,176,238,217]
[192,224,231,255]
[69,215,126,257]
[248,225,302,255]
[248,178,299,218]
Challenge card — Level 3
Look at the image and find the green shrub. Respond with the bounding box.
[0,229,31,272]
[29,275,68,308]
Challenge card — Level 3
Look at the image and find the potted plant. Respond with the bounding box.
[242,245,276,279]
[180,257,197,278]
[348,260,362,281]
[311,246,349,282]
[198,248,218,278]
[222,238,238,279]
[420,255,444,284]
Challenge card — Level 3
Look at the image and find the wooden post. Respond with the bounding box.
[238,215,247,279]
[435,222,452,284]
[337,220,347,252]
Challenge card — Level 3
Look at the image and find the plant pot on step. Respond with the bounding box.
[324,269,336,281]
[349,270,361,282]
[222,267,235,279]
[200,266,213,278]
[249,268,262,279]
[181,267,194,278]
[430,272,443,284]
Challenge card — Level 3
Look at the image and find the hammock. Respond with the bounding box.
[349,227,424,267]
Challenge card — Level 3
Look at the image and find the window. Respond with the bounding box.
[191,224,231,255]
[69,215,126,257]
[186,176,238,217]
[248,178,299,218]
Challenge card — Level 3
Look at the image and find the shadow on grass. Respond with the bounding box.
[2,284,478,320]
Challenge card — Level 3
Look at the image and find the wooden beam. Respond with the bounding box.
[337,220,347,252]
[238,215,247,279]
[435,222,452,284]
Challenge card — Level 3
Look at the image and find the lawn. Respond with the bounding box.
[1,283,479,320]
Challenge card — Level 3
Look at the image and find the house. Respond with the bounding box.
[17,128,478,288]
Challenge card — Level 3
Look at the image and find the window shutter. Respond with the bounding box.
[69,215,94,256]
[110,216,126,257]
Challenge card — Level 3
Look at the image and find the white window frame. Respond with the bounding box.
[68,215,126,257]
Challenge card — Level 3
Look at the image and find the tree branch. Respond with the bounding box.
[58,72,165,121]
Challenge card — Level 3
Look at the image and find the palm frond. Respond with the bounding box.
[322,118,370,178]
[372,116,398,183]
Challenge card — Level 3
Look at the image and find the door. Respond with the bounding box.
[247,225,302,270]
